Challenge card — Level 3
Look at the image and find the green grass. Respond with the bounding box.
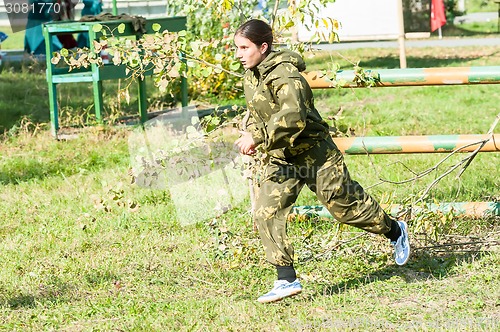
[448,21,500,35]
[466,0,499,12]
[0,60,177,133]
[0,25,25,50]
[0,45,499,330]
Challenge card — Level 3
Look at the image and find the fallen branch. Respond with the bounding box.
[364,112,500,205]
[313,233,368,260]
[414,240,500,250]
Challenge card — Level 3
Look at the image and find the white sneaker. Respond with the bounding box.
[391,220,410,265]
[257,279,302,303]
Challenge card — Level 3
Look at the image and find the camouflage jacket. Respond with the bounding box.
[243,49,329,160]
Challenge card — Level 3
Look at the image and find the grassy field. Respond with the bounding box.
[0,25,24,50]
[466,0,500,12]
[0,44,499,330]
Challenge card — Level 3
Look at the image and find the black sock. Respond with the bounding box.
[384,218,401,242]
[276,265,297,283]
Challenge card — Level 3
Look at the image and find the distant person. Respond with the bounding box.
[233,19,411,303]
[54,0,78,49]
[77,0,103,48]
[0,32,7,69]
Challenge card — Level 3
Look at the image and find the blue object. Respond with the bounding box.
[81,0,103,16]
[25,25,63,54]
[24,0,62,54]
[0,32,8,43]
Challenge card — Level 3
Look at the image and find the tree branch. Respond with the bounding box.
[362,113,500,205]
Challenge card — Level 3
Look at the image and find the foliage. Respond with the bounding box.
[51,0,340,104]
[445,0,467,21]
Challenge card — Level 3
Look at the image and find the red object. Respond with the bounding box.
[431,0,447,32]
[57,34,78,49]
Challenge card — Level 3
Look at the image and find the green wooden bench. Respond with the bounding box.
[42,16,188,137]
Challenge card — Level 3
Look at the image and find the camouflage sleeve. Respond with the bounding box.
[245,111,265,147]
[265,64,308,151]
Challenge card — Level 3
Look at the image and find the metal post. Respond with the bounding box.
[396,0,407,68]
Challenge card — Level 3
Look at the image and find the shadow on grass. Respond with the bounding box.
[5,281,74,310]
[309,250,488,297]
[6,294,37,309]
[3,269,120,309]
[440,23,500,37]
[0,157,86,186]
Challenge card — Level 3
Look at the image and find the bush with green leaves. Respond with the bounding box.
[51,0,340,105]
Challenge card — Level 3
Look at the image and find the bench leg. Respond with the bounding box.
[180,51,188,107]
[138,77,148,123]
[181,75,188,107]
[48,82,59,138]
[93,80,104,123]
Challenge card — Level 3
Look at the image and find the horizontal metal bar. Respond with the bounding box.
[292,202,500,219]
[332,134,499,154]
[303,66,500,88]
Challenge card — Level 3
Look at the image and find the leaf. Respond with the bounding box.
[328,32,336,44]
[152,23,161,32]
[112,52,121,65]
[50,53,61,64]
[168,66,180,78]
[60,48,69,57]
[157,78,169,92]
[117,23,126,34]
[333,19,340,30]
[190,41,202,57]
[229,61,240,71]
[92,40,102,52]
[130,57,139,68]
[124,88,130,104]
[221,0,232,11]
[201,67,213,77]
[92,23,103,33]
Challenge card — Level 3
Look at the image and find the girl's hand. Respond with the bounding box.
[235,131,256,155]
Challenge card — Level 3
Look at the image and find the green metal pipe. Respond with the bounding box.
[333,134,499,155]
[303,66,500,88]
[292,202,500,219]
[112,0,118,15]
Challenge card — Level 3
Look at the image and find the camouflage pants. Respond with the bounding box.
[253,137,392,266]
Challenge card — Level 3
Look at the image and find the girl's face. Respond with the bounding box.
[234,34,268,70]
